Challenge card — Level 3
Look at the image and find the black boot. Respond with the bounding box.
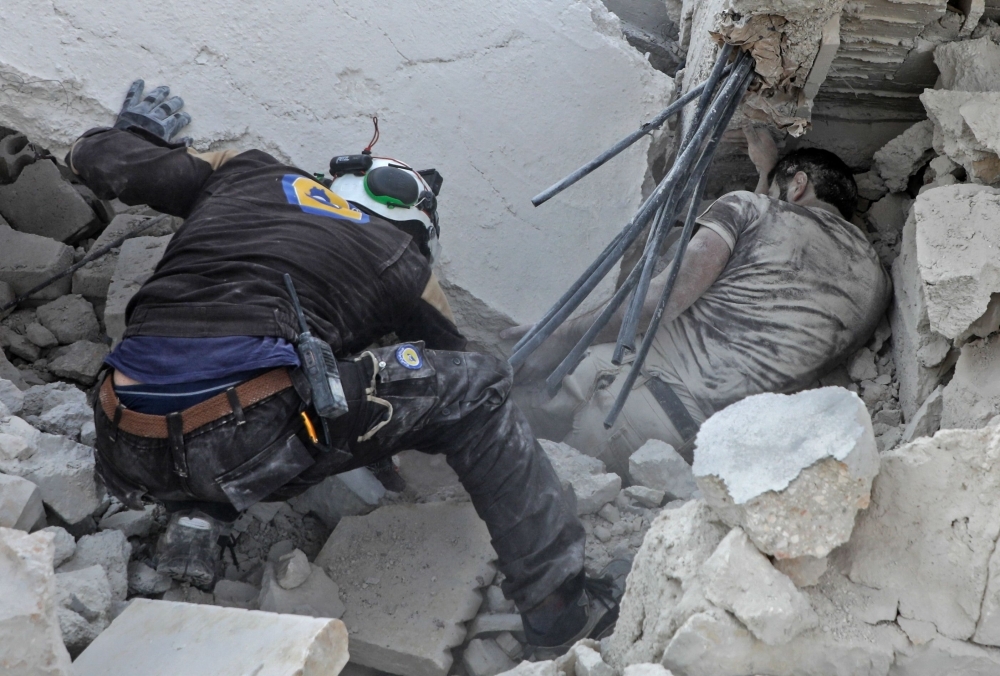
[522,558,631,657]
[155,510,223,589]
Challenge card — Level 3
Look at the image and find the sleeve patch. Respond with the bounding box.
[282,174,369,223]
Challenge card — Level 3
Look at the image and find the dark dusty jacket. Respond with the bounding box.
[69,128,466,355]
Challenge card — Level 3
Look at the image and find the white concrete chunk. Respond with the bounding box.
[288,467,385,528]
[463,638,516,676]
[873,120,934,193]
[0,527,72,676]
[772,555,828,589]
[0,223,74,301]
[259,562,345,619]
[98,505,156,538]
[72,599,350,676]
[14,432,102,525]
[941,338,1000,430]
[55,564,111,652]
[700,529,818,646]
[573,643,613,676]
[276,548,312,589]
[35,294,100,345]
[935,37,1000,92]
[57,529,130,603]
[127,561,172,596]
[541,439,621,515]
[628,440,697,500]
[40,526,75,568]
[0,472,44,531]
[315,503,496,676]
[693,387,879,559]
[623,666,674,676]
[901,386,944,444]
[0,377,25,415]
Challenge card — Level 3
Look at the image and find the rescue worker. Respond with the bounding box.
[508,125,892,476]
[73,81,624,653]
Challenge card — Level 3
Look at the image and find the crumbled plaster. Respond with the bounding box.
[0,0,672,328]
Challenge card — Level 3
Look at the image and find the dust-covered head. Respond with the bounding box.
[767,148,858,220]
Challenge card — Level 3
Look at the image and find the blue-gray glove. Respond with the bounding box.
[114,79,191,144]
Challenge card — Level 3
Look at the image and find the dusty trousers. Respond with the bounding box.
[92,343,585,611]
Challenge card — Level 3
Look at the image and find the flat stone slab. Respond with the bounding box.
[72,599,349,676]
[315,502,497,676]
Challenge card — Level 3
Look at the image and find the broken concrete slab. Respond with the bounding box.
[628,439,696,500]
[941,338,1000,430]
[35,385,91,438]
[693,387,879,560]
[72,598,350,676]
[0,377,24,414]
[892,635,1000,676]
[772,555,828,589]
[35,294,100,345]
[0,527,72,675]
[605,501,728,668]
[1,325,40,362]
[901,386,944,443]
[55,564,111,652]
[47,340,108,385]
[541,439,621,515]
[0,222,74,301]
[315,502,496,676]
[40,525,75,567]
[700,528,818,646]
[935,36,1000,92]
[873,120,934,193]
[623,485,665,508]
[57,529,130,603]
[0,472,44,531]
[104,235,172,344]
[98,505,156,538]
[127,561,171,595]
[855,170,887,202]
[12,431,102,525]
[288,467,385,528]
[846,425,1000,642]
[921,90,1000,178]
[275,548,311,589]
[0,351,27,390]
[259,562,345,619]
[463,638,517,676]
[0,160,96,243]
[867,193,910,248]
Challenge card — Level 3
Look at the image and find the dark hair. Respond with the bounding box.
[767,148,858,219]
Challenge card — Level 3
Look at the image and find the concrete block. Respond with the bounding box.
[35,294,100,345]
[24,322,57,348]
[854,170,887,202]
[105,235,172,343]
[467,613,523,638]
[0,527,72,675]
[873,120,934,193]
[0,377,24,414]
[463,638,516,676]
[47,340,108,385]
[315,503,497,676]
[288,467,385,528]
[127,561,172,595]
[867,194,910,248]
[98,505,156,538]
[935,36,1000,92]
[772,555,828,589]
[79,420,96,446]
[0,222,74,301]
[71,214,176,301]
[36,386,91,438]
[846,346,878,382]
[628,439,696,500]
[58,529,130,603]
[259,562,345,619]
[40,525,76,567]
[605,501,728,668]
[0,130,36,183]
[72,598,349,676]
[623,485,665,508]
[55,564,111,652]
[0,472,44,531]
[0,160,96,243]
[1,326,40,361]
[941,338,1000,430]
[0,351,27,390]
[275,548,311,589]
[572,643,613,676]
[486,585,516,614]
[494,632,522,660]
[845,425,1000,642]
[21,381,77,417]
[541,439,621,515]
[700,529,818,646]
[13,432,102,525]
[213,579,260,610]
[892,635,1000,676]
[694,387,879,560]
[901,386,944,443]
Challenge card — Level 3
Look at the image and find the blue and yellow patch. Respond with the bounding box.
[282,174,369,223]
[395,344,423,370]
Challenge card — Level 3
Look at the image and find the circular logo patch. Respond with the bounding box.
[395,344,423,370]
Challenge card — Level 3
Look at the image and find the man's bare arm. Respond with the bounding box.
[744,124,778,194]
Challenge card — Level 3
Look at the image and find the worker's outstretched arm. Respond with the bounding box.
[504,226,731,381]
[744,123,779,194]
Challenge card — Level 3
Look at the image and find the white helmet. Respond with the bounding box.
[329,156,442,261]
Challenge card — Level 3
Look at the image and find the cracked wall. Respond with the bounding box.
[0,0,671,330]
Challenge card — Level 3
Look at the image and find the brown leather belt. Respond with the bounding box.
[100,368,294,439]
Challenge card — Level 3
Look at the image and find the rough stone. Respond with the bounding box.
[127,561,172,595]
[0,472,44,531]
[40,525,76,567]
[105,235,172,344]
[867,194,909,249]
[72,214,176,301]
[55,564,111,652]
[573,643,613,676]
[891,213,954,420]
[700,529,818,646]
[0,527,72,675]
[315,502,496,676]
[854,170,887,202]
[0,160,96,242]
[935,36,1000,92]
[288,467,385,528]
[259,562,345,618]
[693,387,879,559]
[495,632,522,660]
[940,338,1000,430]
[276,548,312,589]
[845,426,1000,642]
[58,529,131,603]
[773,555,828,588]
[921,90,1000,178]
[213,579,259,610]
[0,377,24,414]
[99,505,156,538]
[35,294,100,345]
[24,322,57,349]
[463,638,517,676]
[628,439,696,500]
[846,347,878,382]
[873,120,934,193]
[0,351,27,390]
[79,420,96,446]
[486,585,516,614]
[72,598,349,676]
[21,381,77,417]
[892,635,1000,675]
[36,387,91,438]
[541,439,621,515]
[0,222,75,301]
[47,340,109,384]
[1,325,40,362]
[901,386,944,443]
[623,485,665,508]
[9,431,102,525]
[467,613,524,638]
[605,501,728,668]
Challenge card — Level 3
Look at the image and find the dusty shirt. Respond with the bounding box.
[648,190,891,418]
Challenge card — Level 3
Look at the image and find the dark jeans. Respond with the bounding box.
[93,343,585,610]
